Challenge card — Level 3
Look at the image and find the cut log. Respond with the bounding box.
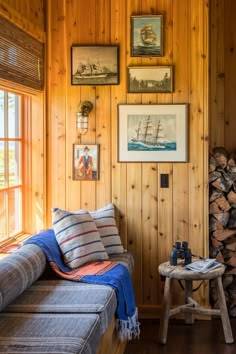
[225,242,236,252]
[215,196,231,212]
[225,268,236,275]
[209,202,222,214]
[227,151,236,167]
[209,216,224,233]
[222,248,236,259]
[212,229,236,242]
[223,275,234,288]
[227,190,236,205]
[228,209,236,229]
[232,181,236,193]
[209,154,219,172]
[211,236,223,248]
[213,212,229,227]
[225,256,236,267]
[209,171,222,183]
[216,251,224,263]
[212,147,228,169]
[209,189,223,202]
[211,176,233,193]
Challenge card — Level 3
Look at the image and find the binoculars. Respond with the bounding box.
[170,241,192,266]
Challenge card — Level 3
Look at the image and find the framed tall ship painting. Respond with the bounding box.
[131,15,164,57]
[118,104,188,162]
[71,45,119,85]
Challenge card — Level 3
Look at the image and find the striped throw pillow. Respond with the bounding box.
[90,203,125,255]
[52,208,108,269]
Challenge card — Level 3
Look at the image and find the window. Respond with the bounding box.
[0,89,23,242]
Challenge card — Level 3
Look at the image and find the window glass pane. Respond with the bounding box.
[0,90,5,138]
[8,93,21,138]
[0,141,5,189]
[8,141,21,186]
[0,192,6,241]
[8,188,22,236]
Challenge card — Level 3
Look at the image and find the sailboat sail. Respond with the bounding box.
[140,24,157,46]
[131,117,166,147]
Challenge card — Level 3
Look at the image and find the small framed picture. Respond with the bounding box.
[71,45,119,85]
[118,104,188,162]
[73,144,99,181]
[127,66,173,93]
[131,15,164,57]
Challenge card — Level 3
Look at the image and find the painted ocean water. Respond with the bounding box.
[128,141,176,151]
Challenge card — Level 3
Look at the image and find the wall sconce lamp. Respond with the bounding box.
[76,101,93,136]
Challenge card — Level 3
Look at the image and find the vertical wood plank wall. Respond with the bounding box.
[46,0,209,316]
[0,0,46,233]
[210,0,236,152]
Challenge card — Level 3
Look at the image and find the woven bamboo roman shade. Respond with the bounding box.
[0,16,44,90]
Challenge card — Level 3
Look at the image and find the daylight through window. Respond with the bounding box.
[0,89,23,242]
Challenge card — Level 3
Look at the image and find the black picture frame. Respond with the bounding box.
[71,45,119,85]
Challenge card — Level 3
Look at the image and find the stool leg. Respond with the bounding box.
[159,277,173,344]
[216,276,234,344]
[185,280,194,324]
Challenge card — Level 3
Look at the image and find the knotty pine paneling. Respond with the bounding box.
[210,0,236,152]
[1,0,46,233]
[46,0,209,317]
[0,0,45,41]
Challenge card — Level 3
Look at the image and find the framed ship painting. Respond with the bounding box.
[73,144,99,181]
[131,15,164,57]
[127,66,173,93]
[118,104,188,162]
[71,45,119,85]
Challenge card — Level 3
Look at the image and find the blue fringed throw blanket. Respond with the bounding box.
[25,229,140,341]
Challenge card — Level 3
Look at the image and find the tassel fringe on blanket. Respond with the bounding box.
[116,307,140,341]
[25,229,140,341]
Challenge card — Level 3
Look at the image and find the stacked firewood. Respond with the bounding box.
[209,147,236,316]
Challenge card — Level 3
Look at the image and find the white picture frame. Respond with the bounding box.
[118,104,188,162]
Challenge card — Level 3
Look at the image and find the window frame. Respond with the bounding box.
[0,89,25,242]
[0,87,36,246]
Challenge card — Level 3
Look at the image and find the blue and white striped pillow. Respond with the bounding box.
[90,203,125,255]
[52,208,108,269]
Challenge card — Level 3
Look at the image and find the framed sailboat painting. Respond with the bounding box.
[131,15,164,57]
[118,104,188,162]
[71,45,119,85]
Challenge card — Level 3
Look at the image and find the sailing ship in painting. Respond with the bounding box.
[132,18,162,56]
[140,24,157,46]
[74,61,110,79]
[128,116,176,151]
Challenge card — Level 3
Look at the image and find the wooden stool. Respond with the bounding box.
[158,261,234,345]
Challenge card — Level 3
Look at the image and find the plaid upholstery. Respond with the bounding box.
[90,203,124,255]
[52,208,108,268]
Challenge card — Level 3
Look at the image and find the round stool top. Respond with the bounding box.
[158,260,225,280]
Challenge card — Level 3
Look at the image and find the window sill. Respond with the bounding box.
[0,233,32,258]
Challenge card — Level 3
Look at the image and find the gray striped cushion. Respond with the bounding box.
[0,313,100,353]
[0,244,46,311]
[52,208,108,268]
[90,203,124,255]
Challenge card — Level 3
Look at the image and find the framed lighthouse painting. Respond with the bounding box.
[118,104,188,162]
[131,15,164,57]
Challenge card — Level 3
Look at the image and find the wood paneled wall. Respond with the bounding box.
[210,0,236,152]
[0,0,46,233]
[46,0,209,316]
